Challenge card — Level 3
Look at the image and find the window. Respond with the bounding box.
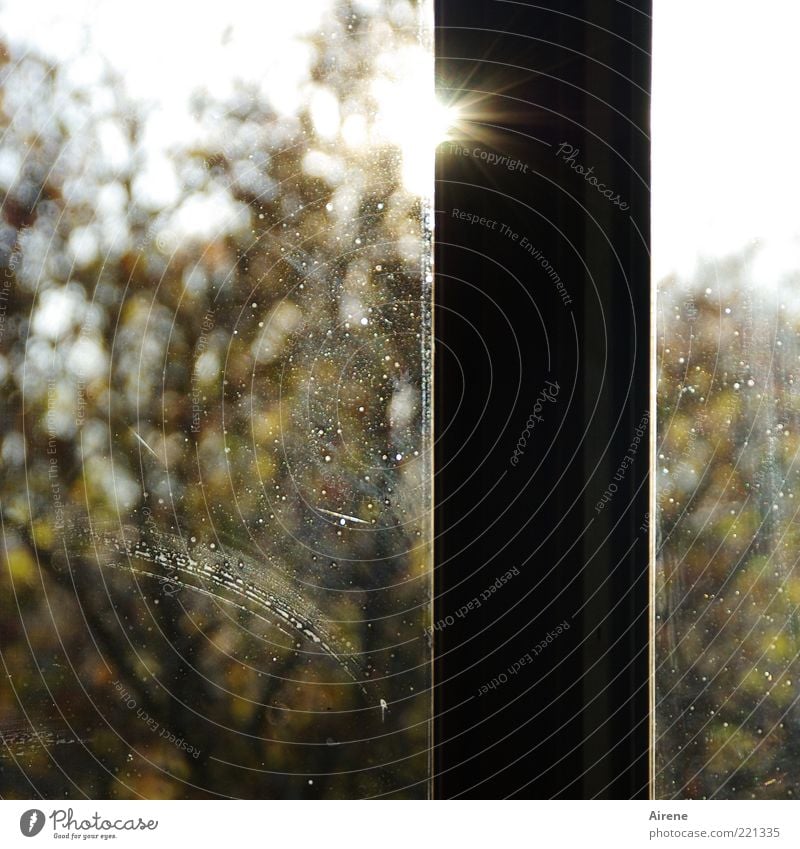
[654,0,800,799]
[0,0,434,799]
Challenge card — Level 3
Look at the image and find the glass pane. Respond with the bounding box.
[654,1,800,798]
[0,1,433,798]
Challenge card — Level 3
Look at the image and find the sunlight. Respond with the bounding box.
[653,0,800,286]
[398,96,460,197]
[371,45,459,196]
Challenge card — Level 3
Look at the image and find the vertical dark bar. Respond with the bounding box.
[434,0,651,798]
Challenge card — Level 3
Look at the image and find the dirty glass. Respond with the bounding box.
[654,1,800,798]
[0,0,433,798]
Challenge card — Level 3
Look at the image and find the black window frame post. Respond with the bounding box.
[433,0,652,799]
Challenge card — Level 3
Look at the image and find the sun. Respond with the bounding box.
[430,100,461,147]
[397,95,460,196]
[370,46,461,196]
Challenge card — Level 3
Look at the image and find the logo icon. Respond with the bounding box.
[19,810,45,837]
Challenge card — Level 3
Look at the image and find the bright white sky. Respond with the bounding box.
[0,0,435,209]
[653,0,800,287]
[0,0,337,240]
[7,1,795,286]
[0,0,331,115]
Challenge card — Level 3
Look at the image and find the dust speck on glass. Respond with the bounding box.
[654,0,800,799]
[0,0,433,798]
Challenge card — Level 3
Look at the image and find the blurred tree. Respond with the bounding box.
[657,255,800,799]
[0,1,431,799]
